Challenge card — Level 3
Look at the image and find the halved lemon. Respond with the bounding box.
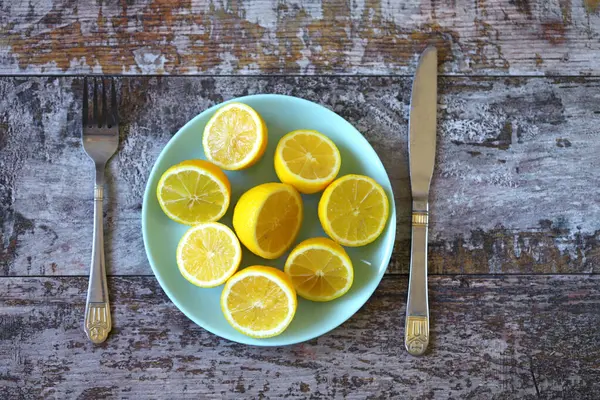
[233,183,303,259]
[221,266,297,338]
[318,174,389,247]
[202,102,267,170]
[176,222,242,288]
[284,237,354,302]
[156,160,231,225]
[274,130,341,194]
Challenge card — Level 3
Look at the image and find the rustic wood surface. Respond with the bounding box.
[2,0,600,398]
[2,0,600,76]
[1,275,600,399]
[1,76,599,276]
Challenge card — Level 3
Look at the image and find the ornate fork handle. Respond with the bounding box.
[84,176,111,343]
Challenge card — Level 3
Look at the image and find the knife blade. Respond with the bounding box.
[405,46,438,356]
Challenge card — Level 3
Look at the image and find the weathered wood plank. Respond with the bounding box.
[2,0,600,76]
[0,275,599,399]
[1,76,600,276]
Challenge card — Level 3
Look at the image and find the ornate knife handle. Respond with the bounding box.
[84,182,112,343]
[404,202,429,356]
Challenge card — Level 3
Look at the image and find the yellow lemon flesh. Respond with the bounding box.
[176,222,242,288]
[233,183,303,259]
[221,266,297,338]
[318,174,389,247]
[202,102,267,170]
[274,130,341,194]
[156,160,231,225]
[284,237,354,302]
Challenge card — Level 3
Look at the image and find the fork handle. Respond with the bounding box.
[84,175,112,343]
[404,204,430,356]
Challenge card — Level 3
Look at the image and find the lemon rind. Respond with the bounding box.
[254,185,303,259]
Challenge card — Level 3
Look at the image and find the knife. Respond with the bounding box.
[405,46,437,356]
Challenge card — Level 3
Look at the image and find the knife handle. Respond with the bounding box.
[405,206,430,356]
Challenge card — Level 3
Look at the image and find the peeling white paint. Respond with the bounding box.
[68,57,92,73]
[296,28,312,73]
[91,60,103,74]
[133,48,167,74]
[348,37,368,70]
[244,1,277,28]
[217,51,239,74]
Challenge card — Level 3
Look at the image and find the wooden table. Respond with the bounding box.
[1,1,600,399]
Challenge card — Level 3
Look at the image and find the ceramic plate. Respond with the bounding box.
[142,94,396,346]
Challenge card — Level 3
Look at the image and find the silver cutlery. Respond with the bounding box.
[405,46,438,356]
[81,77,118,343]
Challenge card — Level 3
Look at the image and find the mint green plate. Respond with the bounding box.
[142,94,396,346]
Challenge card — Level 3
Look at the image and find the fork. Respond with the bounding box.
[82,77,118,343]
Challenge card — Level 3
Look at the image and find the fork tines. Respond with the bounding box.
[83,77,118,129]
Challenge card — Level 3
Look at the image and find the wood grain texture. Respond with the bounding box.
[2,0,600,76]
[1,76,600,276]
[0,275,599,399]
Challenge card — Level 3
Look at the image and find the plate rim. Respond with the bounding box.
[142,93,397,346]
